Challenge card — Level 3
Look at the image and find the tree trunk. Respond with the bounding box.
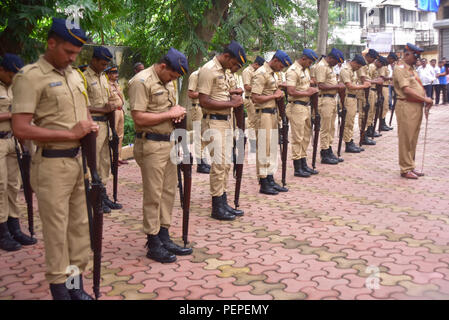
[317,0,329,56]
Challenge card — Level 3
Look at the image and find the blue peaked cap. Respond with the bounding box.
[353,54,366,66]
[93,46,113,62]
[165,48,189,76]
[274,50,292,67]
[0,54,24,73]
[50,17,87,47]
[303,49,318,62]
[329,48,344,63]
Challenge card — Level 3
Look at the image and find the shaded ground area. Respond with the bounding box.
[1,106,449,300]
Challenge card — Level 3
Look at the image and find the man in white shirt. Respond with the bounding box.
[430,59,439,102]
[417,58,436,98]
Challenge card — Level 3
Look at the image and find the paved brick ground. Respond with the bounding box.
[1,106,449,300]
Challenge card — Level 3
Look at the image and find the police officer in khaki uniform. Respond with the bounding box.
[315,48,345,164]
[380,52,399,131]
[197,41,246,221]
[0,54,37,252]
[339,54,370,153]
[252,50,291,195]
[12,18,96,300]
[393,43,432,179]
[365,55,385,139]
[188,68,210,174]
[105,65,127,165]
[285,49,319,178]
[242,56,265,153]
[84,46,122,213]
[129,48,192,263]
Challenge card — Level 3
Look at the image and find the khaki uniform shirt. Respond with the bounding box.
[12,55,90,149]
[128,65,176,135]
[339,63,359,95]
[108,80,124,110]
[188,69,200,105]
[251,62,278,109]
[285,61,311,103]
[197,56,230,115]
[368,64,380,89]
[0,81,12,131]
[393,60,426,100]
[379,65,390,85]
[226,70,238,91]
[242,65,255,97]
[84,66,110,115]
[315,58,338,95]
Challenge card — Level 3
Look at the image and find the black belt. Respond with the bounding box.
[290,100,309,106]
[256,108,276,114]
[319,94,335,98]
[244,96,250,99]
[203,114,230,121]
[383,85,390,87]
[92,115,108,122]
[136,132,171,142]
[370,88,377,92]
[0,131,13,139]
[192,103,199,107]
[41,147,80,158]
[347,94,357,98]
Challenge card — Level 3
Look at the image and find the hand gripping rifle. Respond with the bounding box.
[337,88,347,158]
[276,89,289,188]
[106,111,119,204]
[81,131,105,300]
[14,139,34,238]
[311,92,320,170]
[233,103,246,210]
[174,117,192,248]
[359,87,371,147]
[371,84,384,139]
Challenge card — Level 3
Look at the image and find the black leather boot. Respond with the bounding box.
[222,192,244,216]
[320,149,338,165]
[102,201,111,214]
[259,178,279,195]
[50,283,71,300]
[68,274,94,300]
[102,189,123,210]
[329,147,344,162]
[380,118,392,131]
[367,125,381,138]
[301,158,318,175]
[7,217,37,246]
[158,227,192,255]
[345,140,361,153]
[0,222,21,251]
[293,159,310,178]
[267,175,288,192]
[211,196,236,221]
[145,234,177,263]
[197,158,210,174]
[361,134,376,145]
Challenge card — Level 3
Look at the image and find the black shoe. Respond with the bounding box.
[367,125,381,138]
[211,196,236,221]
[196,159,210,174]
[379,118,392,131]
[320,149,338,165]
[68,274,94,300]
[301,158,318,175]
[50,283,72,300]
[293,159,311,178]
[7,217,37,246]
[259,177,279,195]
[328,147,344,162]
[222,192,244,216]
[102,201,111,214]
[158,227,193,255]
[145,234,177,263]
[267,175,288,192]
[361,135,376,145]
[345,140,361,153]
[103,196,123,210]
[0,222,21,251]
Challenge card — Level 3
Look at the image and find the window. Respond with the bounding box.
[385,6,394,24]
[346,2,360,22]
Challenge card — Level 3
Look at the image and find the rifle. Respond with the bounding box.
[276,89,289,188]
[107,111,119,204]
[389,89,397,127]
[359,88,371,147]
[80,131,105,300]
[14,139,34,238]
[372,84,384,138]
[174,118,192,248]
[310,92,320,170]
[337,88,347,158]
[233,103,246,210]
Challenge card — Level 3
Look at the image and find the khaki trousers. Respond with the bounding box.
[30,149,90,284]
[395,100,423,174]
[255,111,278,178]
[134,138,176,235]
[114,109,125,161]
[382,87,390,119]
[0,138,20,223]
[358,90,376,131]
[286,103,311,160]
[244,97,256,140]
[318,96,337,150]
[96,121,111,182]
[203,117,233,197]
[343,96,358,143]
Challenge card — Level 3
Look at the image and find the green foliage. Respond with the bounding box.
[123,114,135,146]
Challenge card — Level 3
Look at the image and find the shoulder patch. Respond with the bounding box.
[49,81,63,87]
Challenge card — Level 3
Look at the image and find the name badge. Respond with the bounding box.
[154,91,164,96]
[91,81,98,86]
[0,96,6,99]
[218,76,224,79]
[49,81,62,87]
